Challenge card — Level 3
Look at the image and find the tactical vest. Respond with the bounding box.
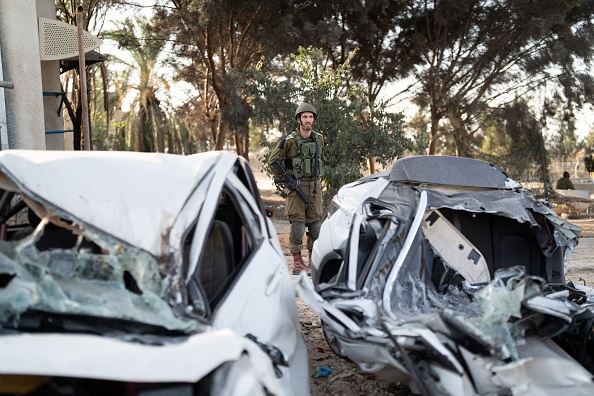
[287,131,324,179]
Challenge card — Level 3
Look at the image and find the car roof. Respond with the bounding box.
[389,155,509,188]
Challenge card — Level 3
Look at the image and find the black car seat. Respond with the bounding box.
[198,220,235,301]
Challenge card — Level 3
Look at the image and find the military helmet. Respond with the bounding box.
[295,103,317,120]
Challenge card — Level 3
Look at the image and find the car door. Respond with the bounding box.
[179,163,308,393]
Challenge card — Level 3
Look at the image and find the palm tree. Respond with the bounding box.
[104,16,170,152]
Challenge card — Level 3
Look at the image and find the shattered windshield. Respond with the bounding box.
[0,224,199,334]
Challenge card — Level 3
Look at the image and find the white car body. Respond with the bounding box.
[301,155,594,395]
[311,173,389,285]
[0,150,308,396]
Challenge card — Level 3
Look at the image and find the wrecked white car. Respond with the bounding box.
[298,155,594,395]
[0,150,308,396]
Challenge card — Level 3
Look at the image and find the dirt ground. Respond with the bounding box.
[259,178,594,395]
[561,217,594,287]
[569,218,594,238]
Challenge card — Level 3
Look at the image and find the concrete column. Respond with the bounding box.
[0,47,9,150]
[37,0,64,150]
[0,0,46,149]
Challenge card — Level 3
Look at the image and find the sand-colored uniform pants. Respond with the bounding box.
[287,180,323,253]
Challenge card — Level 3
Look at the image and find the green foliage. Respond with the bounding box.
[583,127,594,175]
[152,0,329,157]
[92,117,129,151]
[398,0,594,155]
[56,0,130,30]
[545,94,580,159]
[478,100,547,181]
[245,46,410,208]
[583,127,594,153]
[91,112,110,151]
[403,111,431,155]
[103,15,199,154]
[319,0,418,106]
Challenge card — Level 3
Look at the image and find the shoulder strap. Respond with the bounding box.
[290,130,302,150]
[313,132,319,192]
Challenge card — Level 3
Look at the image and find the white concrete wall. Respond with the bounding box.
[0,0,46,149]
[37,0,65,150]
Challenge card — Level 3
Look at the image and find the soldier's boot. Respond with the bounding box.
[292,252,309,275]
[307,249,313,271]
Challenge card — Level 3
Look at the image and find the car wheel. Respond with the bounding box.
[315,256,342,286]
[321,323,347,358]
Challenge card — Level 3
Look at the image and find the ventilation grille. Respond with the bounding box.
[39,17,102,61]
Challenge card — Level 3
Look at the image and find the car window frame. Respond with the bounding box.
[183,172,265,319]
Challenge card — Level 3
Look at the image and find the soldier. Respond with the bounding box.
[269,103,325,275]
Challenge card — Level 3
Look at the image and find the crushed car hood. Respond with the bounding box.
[0,150,239,332]
[0,149,234,257]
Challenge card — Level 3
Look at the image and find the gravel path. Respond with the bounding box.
[567,237,594,286]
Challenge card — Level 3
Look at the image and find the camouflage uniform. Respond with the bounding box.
[269,128,325,257]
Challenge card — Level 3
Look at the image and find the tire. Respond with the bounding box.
[321,322,348,358]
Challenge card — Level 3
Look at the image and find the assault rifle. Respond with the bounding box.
[270,159,319,218]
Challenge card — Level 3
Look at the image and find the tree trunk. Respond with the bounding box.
[85,67,93,150]
[233,124,249,159]
[428,111,440,156]
[134,116,144,152]
[73,102,82,151]
[243,131,249,160]
[61,87,80,151]
[209,120,218,148]
[234,132,241,156]
[368,156,376,173]
[100,62,109,139]
[215,117,228,150]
